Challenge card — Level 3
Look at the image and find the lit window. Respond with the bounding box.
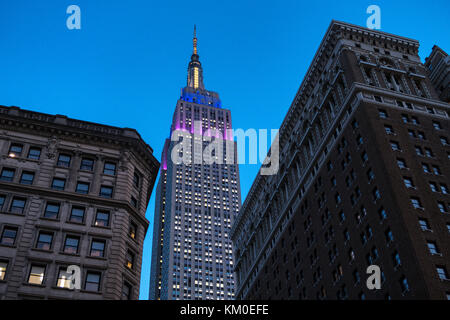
[28,265,45,285]
[0,261,7,280]
[126,251,135,270]
[129,222,137,240]
[94,210,110,227]
[8,144,23,157]
[57,268,72,289]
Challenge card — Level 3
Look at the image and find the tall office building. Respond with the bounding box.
[232,21,450,300]
[0,106,159,299]
[150,28,241,300]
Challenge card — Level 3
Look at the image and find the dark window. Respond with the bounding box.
[57,154,71,167]
[27,147,41,160]
[80,158,94,171]
[103,162,116,175]
[378,109,388,118]
[99,186,113,198]
[94,210,110,227]
[133,172,140,188]
[122,282,132,300]
[76,182,89,194]
[36,232,53,250]
[8,144,23,157]
[44,203,60,219]
[51,178,66,191]
[20,171,34,185]
[1,227,18,245]
[85,272,101,292]
[10,197,26,214]
[70,207,85,223]
[0,168,15,182]
[64,236,80,254]
[0,195,5,210]
[437,266,448,280]
[427,241,439,255]
[131,197,137,208]
[28,265,45,285]
[126,250,135,270]
[90,240,106,257]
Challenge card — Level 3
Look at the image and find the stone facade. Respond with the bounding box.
[0,105,159,299]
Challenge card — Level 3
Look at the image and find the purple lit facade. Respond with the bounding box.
[149,30,241,300]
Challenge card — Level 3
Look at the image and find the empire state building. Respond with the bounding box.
[149,27,241,300]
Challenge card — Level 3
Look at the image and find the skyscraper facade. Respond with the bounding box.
[0,105,159,299]
[150,29,241,300]
[232,21,450,300]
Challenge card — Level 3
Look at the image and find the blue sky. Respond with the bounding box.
[0,0,448,300]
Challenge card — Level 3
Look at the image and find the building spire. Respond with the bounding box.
[187,25,205,90]
[193,25,198,55]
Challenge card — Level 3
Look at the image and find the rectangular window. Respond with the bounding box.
[390,141,400,151]
[99,186,113,198]
[94,210,110,227]
[433,121,442,130]
[57,268,72,289]
[76,182,90,194]
[122,282,132,300]
[51,178,66,191]
[397,159,407,169]
[129,222,137,240]
[28,265,45,285]
[133,172,140,188]
[85,271,101,292]
[103,162,116,175]
[131,197,137,208]
[90,239,106,257]
[44,203,60,219]
[57,154,71,167]
[427,242,439,255]
[0,261,7,281]
[27,147,41,160]
[0,168,15,182]
[378,109,388,118]
[80,158,94,171]
[64,236,80,254]
[1,227,17,245]
[8,144,23,158]
[69,207,85,223]
[0,195,5,210]
[437,266,448,280]
[126,250,135,270]
[410,197,423,209]
[419,218,431,231]
[10,197,26,214]
[403,177,414,189]
[20,171,35,185]
[36,232,53,250]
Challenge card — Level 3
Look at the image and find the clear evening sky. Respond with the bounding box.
[0,0,448,299]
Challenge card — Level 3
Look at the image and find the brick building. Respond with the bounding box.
[232,21,450,300]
